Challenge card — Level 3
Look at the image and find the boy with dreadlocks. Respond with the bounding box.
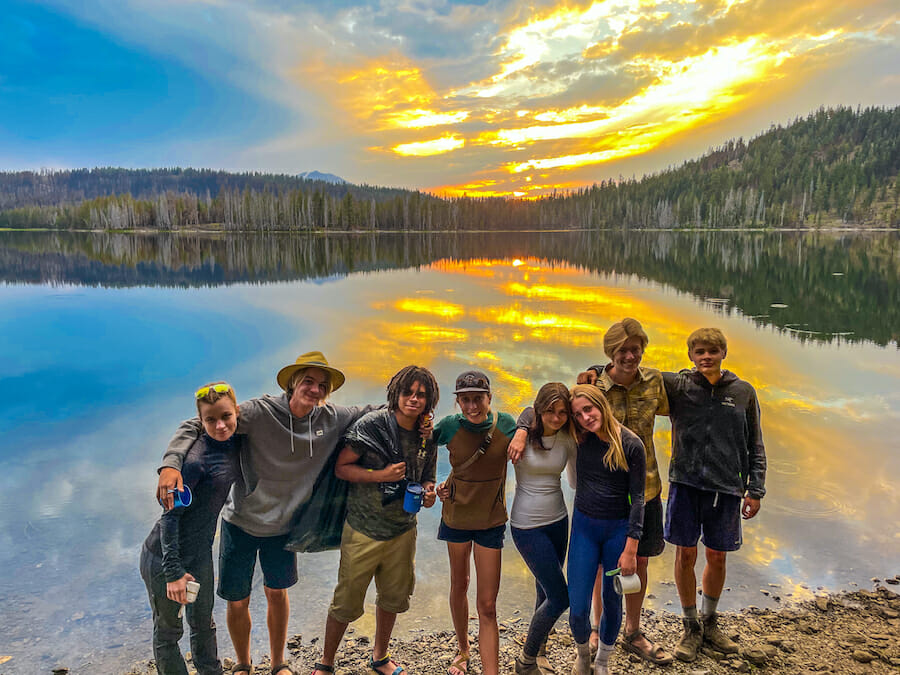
[311,365,440,675]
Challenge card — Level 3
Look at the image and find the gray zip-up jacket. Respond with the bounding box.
[663,369,766,500]
[159,394,376,537]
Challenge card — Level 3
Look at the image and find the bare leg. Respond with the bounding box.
[674,546,699,608]
[226,597,252,667]
[624,556,653,651]
[589,567,603,650]
[702,549,727,599]
[447,541,473,674]
[473,544,502,675]
[264,586,290,675]
[372,606,400,674]
[316,614,350,672]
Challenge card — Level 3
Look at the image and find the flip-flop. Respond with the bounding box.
[370,654,405,675]
[271,663,294,675]
[622,629,674,665]
[311,664,334,675]
[233,664,252,675]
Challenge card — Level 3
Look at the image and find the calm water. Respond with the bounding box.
[1,230,898,673]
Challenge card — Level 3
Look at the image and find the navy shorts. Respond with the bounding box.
[217,519,298,601]
[664,483,742,552]
[437,520,506,549]
[636,495,665,558]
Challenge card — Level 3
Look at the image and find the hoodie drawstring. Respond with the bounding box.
[289,410,314,457]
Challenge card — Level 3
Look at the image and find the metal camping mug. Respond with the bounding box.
[403,482,424,513]
[606,567,641,595]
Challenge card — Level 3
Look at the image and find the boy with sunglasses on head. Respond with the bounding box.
[140,382,243,675]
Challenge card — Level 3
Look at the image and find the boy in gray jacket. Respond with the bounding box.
[157,351,376,675]
[662,329,766,663]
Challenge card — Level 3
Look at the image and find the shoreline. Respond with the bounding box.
[117,582,900,675]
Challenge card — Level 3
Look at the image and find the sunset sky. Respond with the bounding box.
[2,0,898,197]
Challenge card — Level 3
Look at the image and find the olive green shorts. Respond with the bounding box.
[328,522,417,623]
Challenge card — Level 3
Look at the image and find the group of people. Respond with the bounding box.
[143,318,766,675]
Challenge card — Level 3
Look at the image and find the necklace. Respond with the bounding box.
[540,434,558,451]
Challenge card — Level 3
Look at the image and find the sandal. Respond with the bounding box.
[370,654,405,675]
[232,665,252,675]
[589,626,599,660]
[271,664,294,675]
[311,664,334,675]
[622,629,674,665]
[448,651,470,675]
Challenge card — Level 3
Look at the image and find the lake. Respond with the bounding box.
[0,229,897,673]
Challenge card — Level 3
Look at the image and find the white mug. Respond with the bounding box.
[613,573,641,595]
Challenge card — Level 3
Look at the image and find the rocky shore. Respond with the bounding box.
[115,583,900,675]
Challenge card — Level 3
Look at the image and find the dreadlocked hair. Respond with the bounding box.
[527,382,576,448]
[570,384,627,471]
[386,365,440,416]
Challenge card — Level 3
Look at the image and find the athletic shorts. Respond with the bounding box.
[217,519,298,601]
[328,522,417,623]
[437,520,506,549]
[664,483,742,552]
[636,495,665,558]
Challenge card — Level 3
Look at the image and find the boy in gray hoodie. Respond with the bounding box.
[157,351,376,675]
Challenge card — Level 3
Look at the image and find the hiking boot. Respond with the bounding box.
[516,655,542,675]
[674,618,703,662]
[702,614,739,654]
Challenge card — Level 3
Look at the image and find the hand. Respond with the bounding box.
[422,483,437,508]
[617,550,637,577]
[576,370,598,385]
[166,572,195,605]
[157,468,184,510]
[379,462,406,482]
[436,481,451,501]
[507,428,527,464]
[418,413,434,439]
[742,496,761,519]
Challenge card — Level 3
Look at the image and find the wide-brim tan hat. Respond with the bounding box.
[276,351,346,393]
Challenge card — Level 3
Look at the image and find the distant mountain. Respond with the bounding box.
[297,171,346,184]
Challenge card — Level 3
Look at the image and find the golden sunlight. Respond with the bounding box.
[392,135,465,156]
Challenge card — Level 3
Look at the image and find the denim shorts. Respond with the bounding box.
[217,519,298,601]
[664,483,742,552]
[437,520,506,549]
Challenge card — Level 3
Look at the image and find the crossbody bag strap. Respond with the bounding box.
[452,415,498,474]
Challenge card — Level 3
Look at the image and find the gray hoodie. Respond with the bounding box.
[159,394,377,537]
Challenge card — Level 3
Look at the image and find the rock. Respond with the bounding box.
[51,669,69,675]
[742,647,769,665]
[815,596,829,611]
[222,658,234,670]
[881,607,900,619]
[885,577,899,585]
[287,634,303,649]
[763,635,783,646]
[851,650,875,663]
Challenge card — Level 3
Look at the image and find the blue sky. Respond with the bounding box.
[2,0,898,196]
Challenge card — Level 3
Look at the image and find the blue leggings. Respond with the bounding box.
[567,509,629,646]
[511,516,569,657]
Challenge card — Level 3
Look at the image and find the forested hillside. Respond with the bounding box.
[1,105,897,231]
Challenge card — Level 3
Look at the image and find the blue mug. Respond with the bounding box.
[403,482,424,514]
[159,485,192,509]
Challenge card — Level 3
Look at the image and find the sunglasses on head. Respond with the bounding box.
[195,383,232,399]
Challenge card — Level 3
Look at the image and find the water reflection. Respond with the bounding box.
[0,229,897,345]
[0,239,897,673]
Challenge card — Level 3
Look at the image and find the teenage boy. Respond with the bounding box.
[663,328,766,662]
[311,366,439,675]
[509,318,672,666]
[157,352,377,675]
